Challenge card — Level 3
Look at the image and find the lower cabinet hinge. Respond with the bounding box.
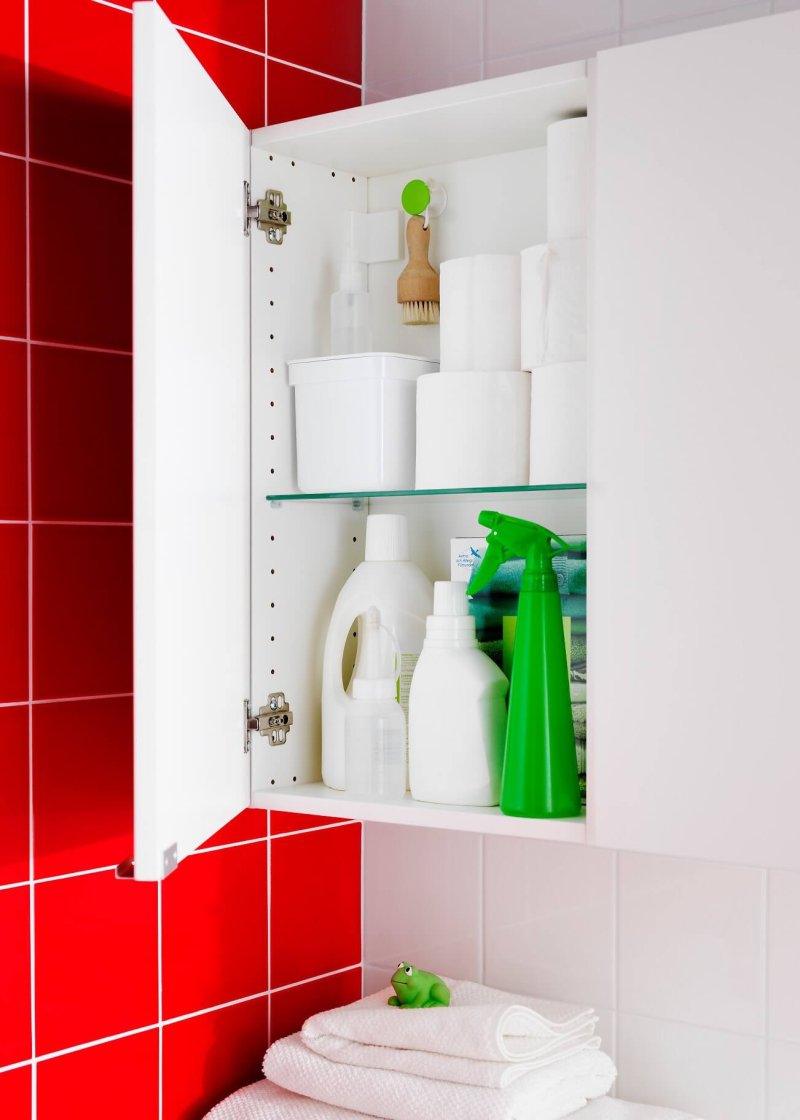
[244,181,292,243]
[244,694,294,753]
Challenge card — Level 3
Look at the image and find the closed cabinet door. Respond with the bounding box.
[589,11,800,868]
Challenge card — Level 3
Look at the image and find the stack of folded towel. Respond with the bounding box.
[262,978,617,1120]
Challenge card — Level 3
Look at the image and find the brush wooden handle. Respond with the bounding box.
[397,216,439,304]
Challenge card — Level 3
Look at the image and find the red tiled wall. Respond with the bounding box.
[0,2,363,1117]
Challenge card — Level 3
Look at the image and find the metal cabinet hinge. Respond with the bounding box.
[244,693,294,752]
[244,182,292,243]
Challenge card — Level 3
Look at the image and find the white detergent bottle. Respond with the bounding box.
[409,581,509,806]
[345,607,406,800]
[321,514,433,791]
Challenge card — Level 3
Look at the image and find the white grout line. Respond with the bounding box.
[360,819,366,996]
[269,818,361,841]
[30,338,132,357]
[269,963,361,996]
[267,811,272,1044]
[28,155,132,187]
[33,865,118,886]
[28,692,134,706]
[186,835,268,857]
[162,990,270,1027]
[0,149,25,162]
[361,0,367,105]
[23,0,36,1106]
[0,1059,34,1074]
[30,1022,159,1065]
[89,0,133,12]
[266,55,363,90]
[0,879,31,892]
[176,24,266,59]
[157,877,163,1120]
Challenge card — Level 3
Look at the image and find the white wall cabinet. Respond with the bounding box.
[132,2,800,880]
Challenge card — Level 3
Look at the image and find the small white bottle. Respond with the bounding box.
[409,581,508,806]
[345,607,406,800]
[330,212,372,354]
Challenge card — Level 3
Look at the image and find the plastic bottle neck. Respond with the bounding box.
[424,615,478,649]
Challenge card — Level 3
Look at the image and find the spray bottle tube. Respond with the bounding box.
[468,511,582,819]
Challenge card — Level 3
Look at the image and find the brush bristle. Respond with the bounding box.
[401,300,440,326]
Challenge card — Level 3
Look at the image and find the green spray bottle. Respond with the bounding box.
[467,511,582,819]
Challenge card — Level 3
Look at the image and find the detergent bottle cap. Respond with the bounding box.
[365,514,409,562]
[425,581,476,647]
[351,606,398,700]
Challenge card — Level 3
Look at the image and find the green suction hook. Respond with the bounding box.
[401,179,447,229]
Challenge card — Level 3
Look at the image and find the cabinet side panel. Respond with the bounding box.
[250,151,367,790]
[589,13,800,866]
[133,3,250,878]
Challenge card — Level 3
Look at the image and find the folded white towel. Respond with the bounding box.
[264,1034,617,1120]
[574,1102,701,1120]
[204,1078,376,1120]
[302,980,597,1064]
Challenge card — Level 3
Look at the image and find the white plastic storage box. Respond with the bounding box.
[288,352,439,493]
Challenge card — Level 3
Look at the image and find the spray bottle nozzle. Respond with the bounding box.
[466,510,572,596]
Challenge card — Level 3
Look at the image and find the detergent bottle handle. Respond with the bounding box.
[322,591,384,706]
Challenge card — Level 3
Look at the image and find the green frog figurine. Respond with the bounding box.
[388,962,451,1008]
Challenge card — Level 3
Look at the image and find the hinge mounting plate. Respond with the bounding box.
[244,182,292,243]
[244,693,294,752]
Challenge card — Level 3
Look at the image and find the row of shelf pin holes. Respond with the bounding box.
[268,152,358,184]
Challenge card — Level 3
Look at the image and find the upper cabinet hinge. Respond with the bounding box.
[244,694,294,753]
[244,182,292,244]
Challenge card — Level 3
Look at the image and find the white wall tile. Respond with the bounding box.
[484,35,619,79]
[618,853,765,1034]
[622,0,764,27]
[365,0,482,89]
[365,63,483,103]
[484,837,615,1010]
[617,1013,765,1120]
[768,1040,800,1120]
[485,0,619,59]
[621,2,770,43]
[768,870,800,1043]
[363,824,482,987]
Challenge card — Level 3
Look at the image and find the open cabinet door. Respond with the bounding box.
[132,2,250,879]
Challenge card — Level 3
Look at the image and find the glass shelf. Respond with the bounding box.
[267,482,586,503]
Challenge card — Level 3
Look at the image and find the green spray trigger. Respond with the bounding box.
[468,509,582,819]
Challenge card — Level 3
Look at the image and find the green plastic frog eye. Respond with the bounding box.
[404,965,413,976]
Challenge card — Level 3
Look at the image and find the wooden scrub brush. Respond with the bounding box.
[397,216,440,325]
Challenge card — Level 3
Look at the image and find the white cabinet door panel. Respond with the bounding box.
[133,2,250,879]
[589,12,800,867]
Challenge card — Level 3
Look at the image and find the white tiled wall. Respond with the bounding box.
[364,825,800,1119]
[363,0,796,101]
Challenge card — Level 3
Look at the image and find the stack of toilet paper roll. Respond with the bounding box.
[522,116,588,485]
[415,254,531,488]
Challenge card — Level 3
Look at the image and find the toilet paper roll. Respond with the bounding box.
[521,239,587,369]
[547,117,589,241]
[529,362,587,485]
[440,255,521,372]
[416,370,531,488]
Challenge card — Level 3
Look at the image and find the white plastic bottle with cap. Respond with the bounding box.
[321,514,433,791]
[330,211,372,355]
[345,607,406,800]
[408,581,509,806]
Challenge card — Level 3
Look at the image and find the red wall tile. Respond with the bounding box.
[0,341,27,521]
[270,967,362,1044]
[35,870,158,1054]
[0,885,31,1066]
[271,824,362,988]
[162,843,268,1019]
[267,60,361,125]
[29,163,132,352]
[269,0,362,84]
[0,1066,32,1120]
[163,998,268,1120]
[38,1030,159,1120]
[270,812,349,835]
[0,524,28,703]
[0,705,29,886]
[201,807,268,848]
[32,524,132,700]
[29,0,132,179]
[180,31,266,128]
[0,1,26,157]
[31,346,132,523]
[0,156,27,340]
[33,697,133,879]
[161,0,265,53]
